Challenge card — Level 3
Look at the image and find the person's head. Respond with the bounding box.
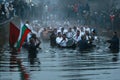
[26,20,29,24]
[77,30,80,36]
[113,31,117,36]
[61,27,64,32]
[31,33,37,39]
[68,27,72,32]
[73,26,77,31]
[53,28,57,33]
[62,34,66,39]
[80,27,84,32]
[85,31,89,35]
[57,32,62,37]
[43,28,46,31]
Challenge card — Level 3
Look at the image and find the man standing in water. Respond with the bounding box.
[107,32,119,53]
[28,34,41,65]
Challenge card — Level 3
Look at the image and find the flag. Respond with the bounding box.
[16,24,31,52]
[9,22,20,48]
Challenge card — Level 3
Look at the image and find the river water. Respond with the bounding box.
[0,37,120,80]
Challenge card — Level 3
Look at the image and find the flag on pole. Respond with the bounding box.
[9,22,20,48]
[16,24,31,52]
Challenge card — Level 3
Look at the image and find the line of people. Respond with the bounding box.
[48,26,119,53]
[20,20,119,59]
[22,21,119,54]
[49,26,98,51]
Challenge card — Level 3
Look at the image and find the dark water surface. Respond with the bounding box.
[0,39,120,80]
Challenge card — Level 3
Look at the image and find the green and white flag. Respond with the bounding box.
[16,24,31,52]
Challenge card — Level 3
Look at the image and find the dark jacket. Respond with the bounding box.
[50,32,56,47]
[28,43,37,58]
[107,35,119,53]
[78,39,89,51]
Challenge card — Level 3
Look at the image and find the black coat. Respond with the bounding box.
[78,39,89,51]
[107,35,119,53]
[50,33,56,47]
[28,43,37,58]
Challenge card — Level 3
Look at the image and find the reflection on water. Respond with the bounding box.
[0,40,120,80]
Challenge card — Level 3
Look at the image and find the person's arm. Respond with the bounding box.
[106,39,112,43]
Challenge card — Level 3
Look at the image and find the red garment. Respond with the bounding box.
[9,22,20,48]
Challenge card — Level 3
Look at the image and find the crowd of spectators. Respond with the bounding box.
[63,2,120,30]
[0,0,120,30]
[0,0,32,24]
[0,1,14,23]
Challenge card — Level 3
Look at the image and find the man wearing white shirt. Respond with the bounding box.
[72,26,77,35]
[66,28,74,39]
[73,30,81,44]
[85,26,91,34]
[56,32,63,44]
[59,34,68,47]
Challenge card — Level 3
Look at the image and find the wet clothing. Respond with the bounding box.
[50,33,56,47]
[59,38,68,47]
[28,42,37,58]
[66,32,74,39]
[78,39,89,51]
[73,35,81,43]
[28,41,38,65]
[56,37,63,44]
[107,35,119,53]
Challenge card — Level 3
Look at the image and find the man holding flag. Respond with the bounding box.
[9,21,31,80]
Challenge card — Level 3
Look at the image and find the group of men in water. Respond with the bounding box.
[10,21,119,65]
[49,26,98,50]
[39,25,119,53]
[26,24,119,53]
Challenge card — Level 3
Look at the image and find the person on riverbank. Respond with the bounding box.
[107,32,119,53]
